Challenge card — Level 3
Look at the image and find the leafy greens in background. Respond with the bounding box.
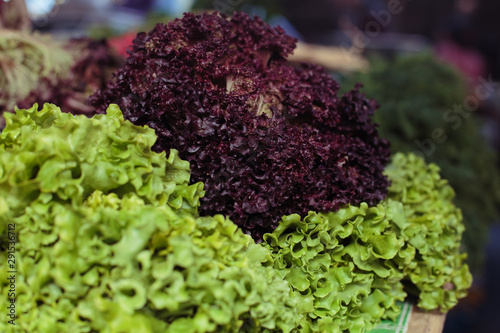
[90,11,391,242]
[0,30,73,116]
[0,30,123,129]
[0,104,301,333]
[341,53,500,273]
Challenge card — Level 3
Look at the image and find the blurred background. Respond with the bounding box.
[2,0,500,332]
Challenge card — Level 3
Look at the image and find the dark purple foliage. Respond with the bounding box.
[89,12,391,241]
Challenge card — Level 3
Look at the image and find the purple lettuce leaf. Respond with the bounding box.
[89,12,390,241]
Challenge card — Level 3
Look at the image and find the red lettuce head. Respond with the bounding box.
[90,12,391,241]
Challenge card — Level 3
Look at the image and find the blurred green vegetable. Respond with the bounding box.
[341,52,500,272]
[0,104,300,332]
[0,30,73,113]
[0,31,123,129]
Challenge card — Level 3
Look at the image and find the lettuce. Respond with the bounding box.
[0,191,299,332]
[263,201,409,332]
[385,152,473,311]
[89,11,391,242]
[262,153,472,332]
[0,103,198,231]
[0,104,300,332]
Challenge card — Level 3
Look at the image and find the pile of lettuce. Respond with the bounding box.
[0,11,474,333]
[0,104,299,333]
[341,53,500,272]
[90,11,391,241]
[0,103,471,333]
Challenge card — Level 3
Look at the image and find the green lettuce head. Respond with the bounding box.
[262,152,472,332]
[0,191,299,332]
[0,104,300,332]
[385,152,472,311]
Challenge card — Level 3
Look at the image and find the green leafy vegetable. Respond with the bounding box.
[263,201,409,332]
[385,152,473,311]
[262,152,472,332]
[0,104,300,332]
[1,192,299,332]
[0,103,196,231]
